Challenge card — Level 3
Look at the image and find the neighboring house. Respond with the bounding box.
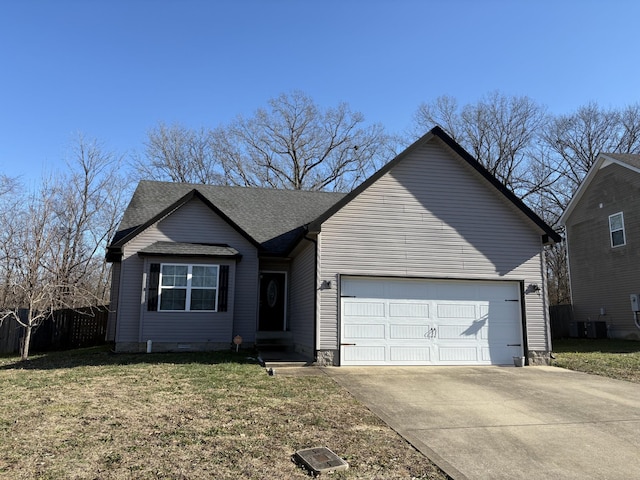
[106,126,559,366]
[559,153,640,340]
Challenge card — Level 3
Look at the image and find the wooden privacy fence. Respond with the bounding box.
[0,318,21,354]
[0,305,109,354]
[550,304,574,339]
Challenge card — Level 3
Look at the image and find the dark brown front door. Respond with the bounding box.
[258,272,286,331]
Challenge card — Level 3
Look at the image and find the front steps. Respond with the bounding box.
[254,331,293,351]
[255,331,314,367]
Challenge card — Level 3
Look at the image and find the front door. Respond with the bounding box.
[258,272,286,331]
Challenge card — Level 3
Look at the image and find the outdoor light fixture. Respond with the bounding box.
[526,283,541,295]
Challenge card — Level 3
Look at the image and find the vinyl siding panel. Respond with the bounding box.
[106,261,120,341]
[115,197,258,345]
[115,253,144,343]
[318,138,548,351]
[566,164,640,339]
[289,239,315,352]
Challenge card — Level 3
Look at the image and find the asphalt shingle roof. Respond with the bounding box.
[111,181,346,255]
[138,241,241,258]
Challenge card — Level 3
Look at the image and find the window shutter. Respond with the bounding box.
[148,263,161,311]
[218,265,229,312]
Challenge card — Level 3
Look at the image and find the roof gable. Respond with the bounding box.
[108,181,345,258]
[559,152,640,225]
[309,126,560,244]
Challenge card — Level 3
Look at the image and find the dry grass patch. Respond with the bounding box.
[0,348,448,479]
[552,339,640,383]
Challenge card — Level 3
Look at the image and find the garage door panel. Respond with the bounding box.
[341,277,523,366]
[438,324,484,340]
[437,304,476,318]
[344,324,385,339]
[390,346,431,362]
[482,325,521,341]
[389,303,429,318]
[438,346,479,362]
[343,346,385,363]
[481,347,492,362]
[344,302,385,317]
[389,324,430,339]
[487,301,518,311]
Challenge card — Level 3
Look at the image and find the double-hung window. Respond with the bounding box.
[159,264,219,311]
[609,212,626,248]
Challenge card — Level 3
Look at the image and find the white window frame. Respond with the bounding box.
[609,212,626,248]
[158,263,219,312]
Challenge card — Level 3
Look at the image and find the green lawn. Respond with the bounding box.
[551,338,640,383]
[0,347,448,480]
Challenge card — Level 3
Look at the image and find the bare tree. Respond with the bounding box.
[213,91,393,191]
[135,92,396,192]
[0,180,60,359]
[546,242,570,305]
[415,92,555,200]
[0,175,20,308]
[0,136,130,359]
[543,102,640,192]
[133,123,226,184]
[540,103,640,306]
[50,135,130,304]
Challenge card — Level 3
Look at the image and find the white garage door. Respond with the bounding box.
[340,277,523,366]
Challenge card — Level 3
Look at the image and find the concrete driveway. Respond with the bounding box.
[325,366,640,480]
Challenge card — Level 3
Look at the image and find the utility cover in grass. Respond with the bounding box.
[294,447,349,474]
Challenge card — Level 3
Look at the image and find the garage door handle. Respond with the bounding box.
[341,343,357,346]
[507,344,521,347]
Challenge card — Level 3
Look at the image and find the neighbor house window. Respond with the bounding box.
[159,264,219,311]
[609,212,626,247]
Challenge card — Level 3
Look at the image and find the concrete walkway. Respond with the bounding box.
[325,366,640,480]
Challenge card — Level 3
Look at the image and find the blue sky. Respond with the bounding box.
[1,0,639,182]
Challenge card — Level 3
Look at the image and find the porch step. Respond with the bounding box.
[255,331,293,350]
[258,349,316,371]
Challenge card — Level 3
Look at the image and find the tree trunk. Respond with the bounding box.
[21,324,32,361]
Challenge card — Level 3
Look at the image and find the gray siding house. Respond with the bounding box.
[106,127,559,365]
[560,153,640,340]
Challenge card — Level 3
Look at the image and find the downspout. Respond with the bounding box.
[541,239,552,355]
[520,280,530,365]
[303,227,319,362]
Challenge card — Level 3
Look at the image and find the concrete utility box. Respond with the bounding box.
[293,447,349,474]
